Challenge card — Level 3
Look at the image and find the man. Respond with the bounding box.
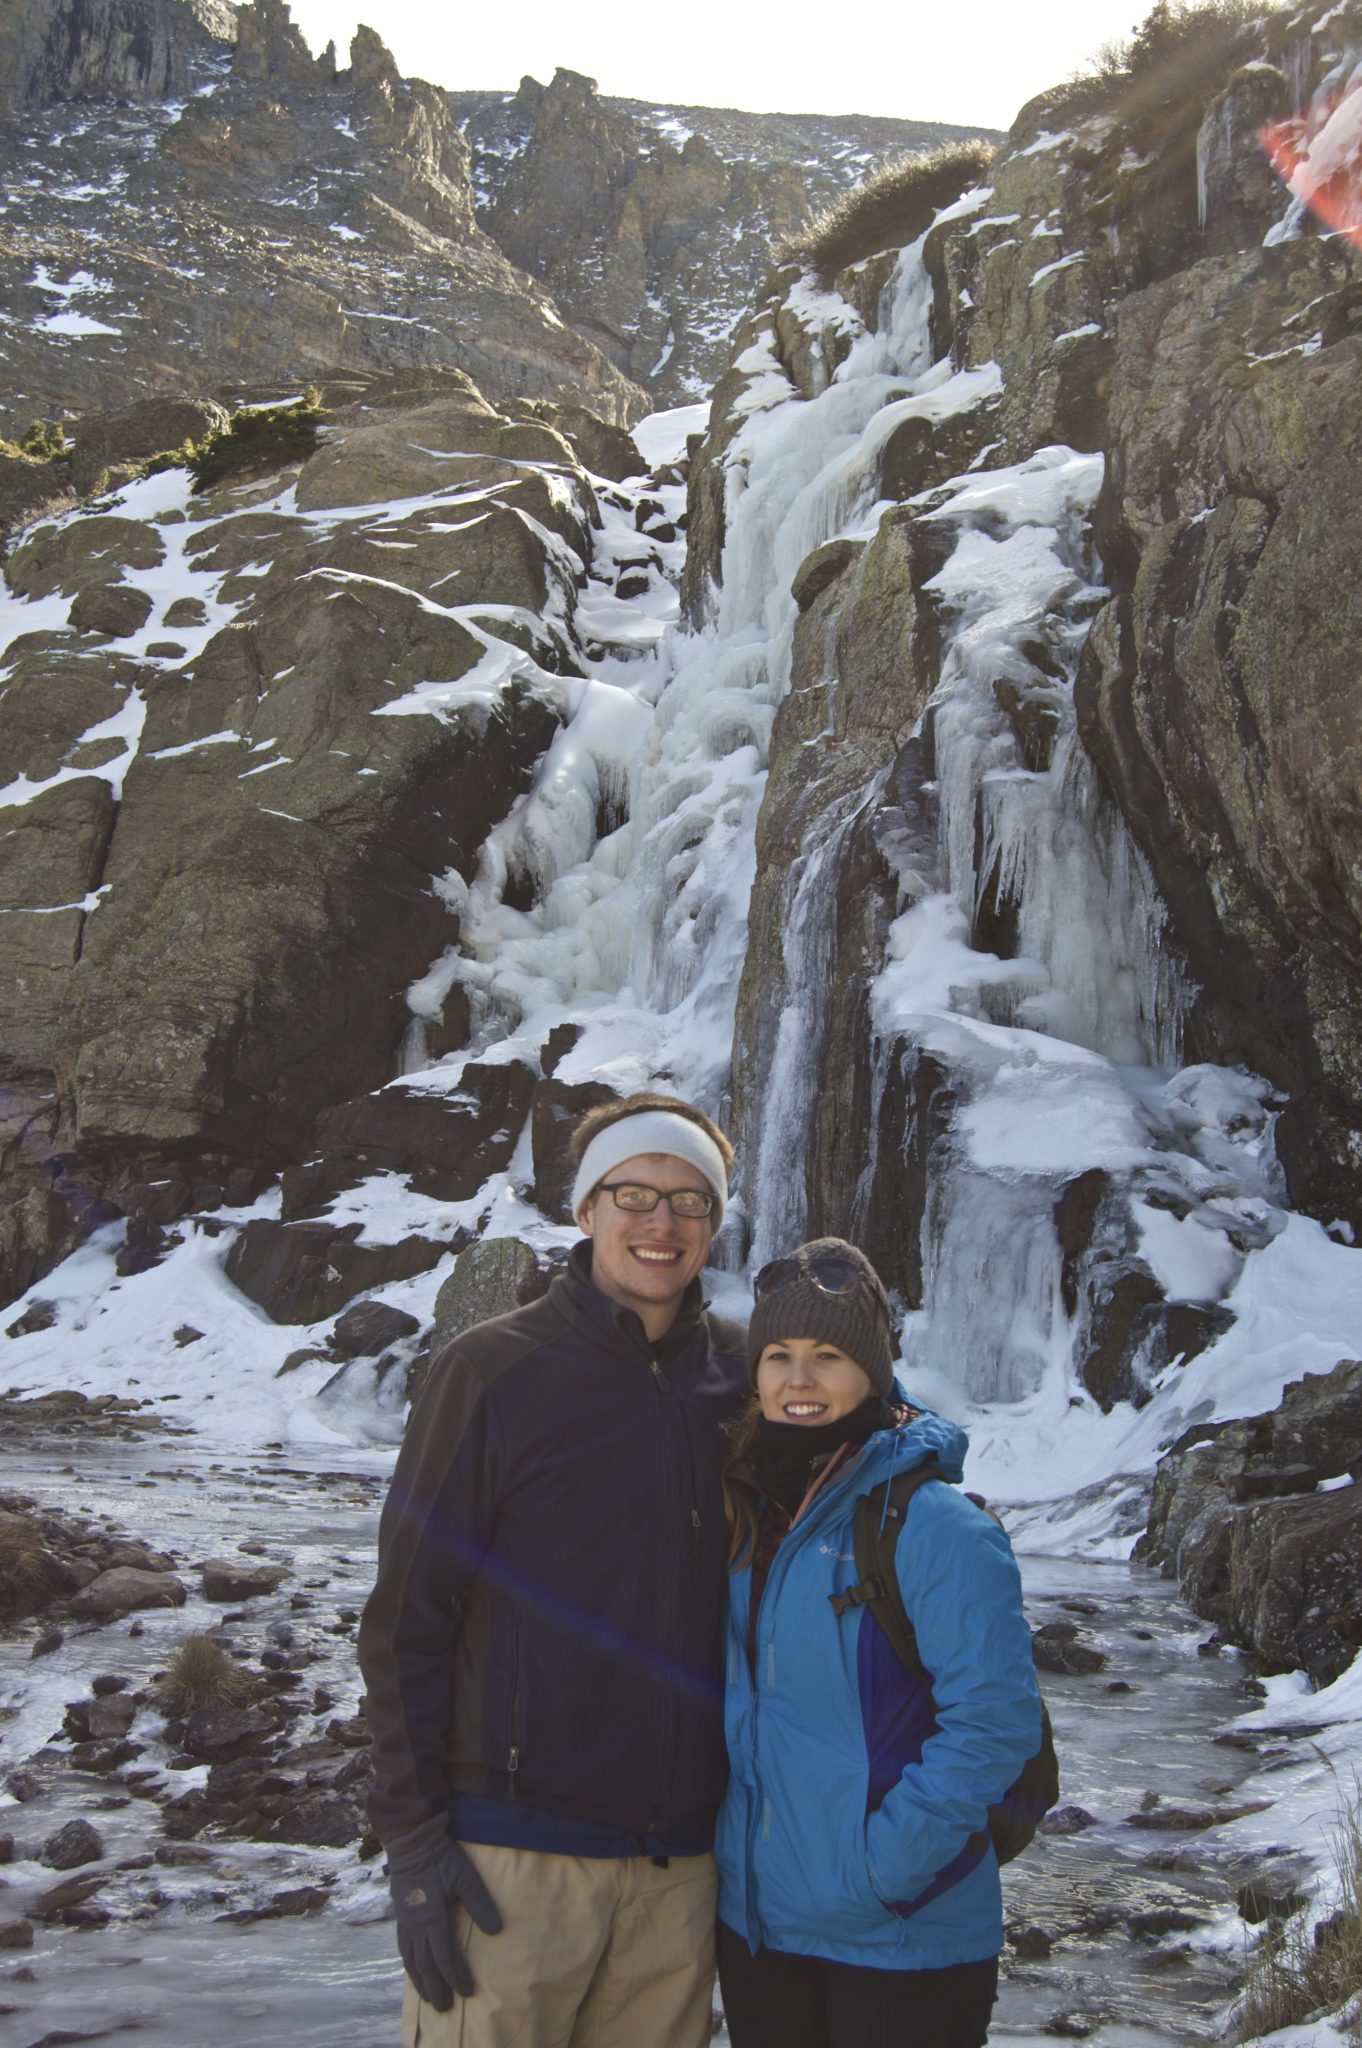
[359,1091,747,2048]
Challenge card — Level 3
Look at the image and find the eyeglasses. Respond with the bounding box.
[596,1182,716,1220]
[754,1253,889,1319]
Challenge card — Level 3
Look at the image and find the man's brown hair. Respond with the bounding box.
[570,1091,735,1175]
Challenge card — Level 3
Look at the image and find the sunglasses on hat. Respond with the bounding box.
[754,1252,890,1320]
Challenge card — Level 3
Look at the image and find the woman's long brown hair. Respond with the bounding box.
[723,1392,763,1570]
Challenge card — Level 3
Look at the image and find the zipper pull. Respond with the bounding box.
[691,1507,701,1558]
[507,1745,519,1788]
[650,1359,670,1392]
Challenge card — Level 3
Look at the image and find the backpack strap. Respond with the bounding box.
[826,1459,949,1683]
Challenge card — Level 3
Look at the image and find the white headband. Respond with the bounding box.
[570,1111,728,1228]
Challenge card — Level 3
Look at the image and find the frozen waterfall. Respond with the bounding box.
[420,219,1282,1416]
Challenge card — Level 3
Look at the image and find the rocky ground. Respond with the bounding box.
[0,1394,1341,2047]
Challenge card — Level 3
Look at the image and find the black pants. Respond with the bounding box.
[717,1919,998,2048]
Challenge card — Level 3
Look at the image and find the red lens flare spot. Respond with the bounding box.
[1261,79,1362,251]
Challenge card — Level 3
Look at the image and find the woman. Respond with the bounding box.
[715,1238,1041,2048]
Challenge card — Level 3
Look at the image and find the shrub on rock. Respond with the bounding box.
[187,389,328,492]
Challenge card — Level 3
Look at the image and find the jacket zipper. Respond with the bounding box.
[506,1621,521,1800]
[648,1354,676,1833]
[745,1458,871,1940]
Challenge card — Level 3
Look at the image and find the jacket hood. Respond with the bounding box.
[850,1395,969,1492]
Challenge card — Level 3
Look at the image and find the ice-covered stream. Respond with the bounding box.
[0,1431,1328,2048]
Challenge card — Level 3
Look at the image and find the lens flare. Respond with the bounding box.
[1261,79,1362,250]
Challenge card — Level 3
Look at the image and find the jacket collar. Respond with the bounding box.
[550,1239,708,1366]
[727,1402,969,1524]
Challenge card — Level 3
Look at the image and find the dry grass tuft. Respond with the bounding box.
[779,140,997,282]
[154,1632,259,1715]
[1236,1787,1362,2041]
[0,1520,63,1617]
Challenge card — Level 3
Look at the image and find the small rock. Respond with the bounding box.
[154,1843,215,1867]
[1032,1623,1107,1676]
[91,1675,130,1697]
[71,1567,187,1618]
[4,1300,57,1339]
[221,1883,330,1924]
[0,1836,11,1864]
[1011,1924,1053,1957]
[30,1631,63,1659]
[1129,1907,1205,1937]
[266,1795,362,1848]
[1045,2016,1097,2039]
[1239,1877,1309,1924]
[41,1820,103,1871]
[1039,1805,1097,1836]
[34,1871,108,1920]
[1105,1680,1135,1694]
[201,1559,288,1602]
[181,1704,279,1761]
[276,1348,327,1378]
[4,1771,43,1803]
[329,1299,420,1361]
[0,1919,33,1950]
[69,582,154,637]
[172,1326,204,1348]
[65,1694,137,1742]
[1124,1803,1267,1832]
[326,1714,369,1749]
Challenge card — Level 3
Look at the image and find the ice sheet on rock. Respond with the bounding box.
[630,399,704,468]
[959,1213,1362,1539]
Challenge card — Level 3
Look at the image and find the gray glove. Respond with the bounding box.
[386,1817,503,2010]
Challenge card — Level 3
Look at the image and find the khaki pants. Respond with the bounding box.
[400,1842,718,2048]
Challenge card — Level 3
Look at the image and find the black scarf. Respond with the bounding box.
[750,1394,895,1516]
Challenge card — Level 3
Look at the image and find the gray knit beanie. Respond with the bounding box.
[747,1237,895,1396]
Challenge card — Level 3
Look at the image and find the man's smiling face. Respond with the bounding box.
[578,1152,714,1338]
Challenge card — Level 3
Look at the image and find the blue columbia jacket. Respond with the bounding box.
[716,1404,1042,1969]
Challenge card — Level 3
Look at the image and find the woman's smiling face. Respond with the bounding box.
[755,1337,874,1424]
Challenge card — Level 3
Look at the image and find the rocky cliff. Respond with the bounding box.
[452,70,996,406]
[0,0,643,435]
[0,0,998,439]
[0,0,236,109]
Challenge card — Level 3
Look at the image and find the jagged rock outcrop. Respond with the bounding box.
[454,71,1000,406]
[0,365,623,1304]
[0,4,643,437]
[0,0,234,108]
[1137,1361,1362,1686]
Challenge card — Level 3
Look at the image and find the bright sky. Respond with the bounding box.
[284,0,1161,133]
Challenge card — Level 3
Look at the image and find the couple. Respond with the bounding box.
[358,1092,1042,2048]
